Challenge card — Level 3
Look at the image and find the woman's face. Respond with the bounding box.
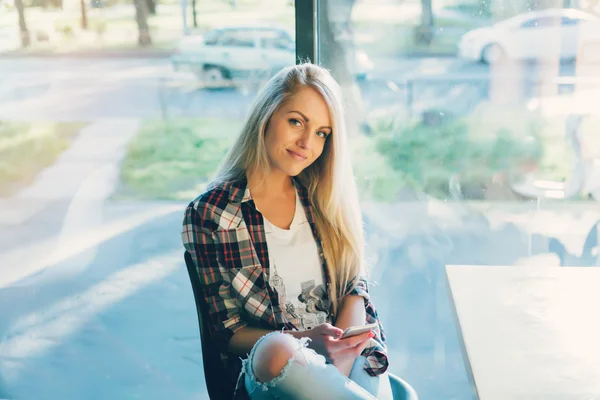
[264,86,332,177]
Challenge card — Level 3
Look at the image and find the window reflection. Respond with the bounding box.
[0,1,294,399]
[2,0,600,398]
[318,1,600,399]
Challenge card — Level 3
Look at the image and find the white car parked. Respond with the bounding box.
[171,24,373,86]
[459,8,600,64]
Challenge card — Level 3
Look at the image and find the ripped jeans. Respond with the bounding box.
[241,331,393,399]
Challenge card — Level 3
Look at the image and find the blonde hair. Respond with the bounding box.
[215,63,365,315]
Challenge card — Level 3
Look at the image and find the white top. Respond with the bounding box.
[260,189,331,331]
[445,265,600,400]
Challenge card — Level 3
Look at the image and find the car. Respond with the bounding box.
[458,8,600,64]
[170,24,373,87]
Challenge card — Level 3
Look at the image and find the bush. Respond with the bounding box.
[119,118,242,200]
[0,122,86,197]
[375,109,544,199]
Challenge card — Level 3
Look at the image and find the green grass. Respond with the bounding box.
[118,117,406,202]
[117,106,582,203]
[371,105,574,199]
[0,121,87,197]
[117,118,243,200]
[351,134,408,202]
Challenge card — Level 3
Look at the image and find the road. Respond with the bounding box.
[0,56,595,121]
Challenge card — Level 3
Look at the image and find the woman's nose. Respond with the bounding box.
[297,130,313,149]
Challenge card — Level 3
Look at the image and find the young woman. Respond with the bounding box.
[182,63,392,399]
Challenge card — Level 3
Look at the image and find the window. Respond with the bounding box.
[521,16,561,28]
[562,16,581,26]
[204,30,221,46]
[0,2,295,399]
[315,1,600,399]
[3,1,598,399]
[258,29,294,50]
[219,29,256,48]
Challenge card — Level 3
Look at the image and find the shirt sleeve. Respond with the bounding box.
[345,276,389,376]
[181,203,248,352]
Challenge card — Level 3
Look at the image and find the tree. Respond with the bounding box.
[416,0,434,45]
[318,0,367,136]
[80,0,88,30]
[135,0,152,46]
[146,0,156,15]
[192,0,198,27]
[14,0,30,48]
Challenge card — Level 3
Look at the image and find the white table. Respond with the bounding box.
[445,265,600,400]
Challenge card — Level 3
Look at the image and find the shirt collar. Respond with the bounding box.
[228,176,307,205]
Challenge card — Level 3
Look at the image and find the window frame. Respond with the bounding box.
[295,0,317,64]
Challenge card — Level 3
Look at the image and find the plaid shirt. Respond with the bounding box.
[181,177,389,395]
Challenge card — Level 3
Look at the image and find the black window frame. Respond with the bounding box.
[295,0,317,64]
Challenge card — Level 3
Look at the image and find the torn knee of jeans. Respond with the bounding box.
[243,335,322,391]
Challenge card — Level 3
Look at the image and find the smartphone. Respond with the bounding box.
[340,322,379,339]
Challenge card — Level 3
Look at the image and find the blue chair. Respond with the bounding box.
[389,373,419,400]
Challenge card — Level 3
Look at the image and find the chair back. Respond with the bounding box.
[389,373,419,400]
[185,251,235,399]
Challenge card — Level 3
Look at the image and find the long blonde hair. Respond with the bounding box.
[215,63,365,315]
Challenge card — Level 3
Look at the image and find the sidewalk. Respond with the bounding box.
[0,47,173,59]
[0,119,142,287]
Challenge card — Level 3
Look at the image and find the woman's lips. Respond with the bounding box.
[287,149,307,161]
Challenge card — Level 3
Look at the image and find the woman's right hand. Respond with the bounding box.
[290,323,373,364]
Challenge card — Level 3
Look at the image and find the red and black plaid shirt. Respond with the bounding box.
[181,177,389,393]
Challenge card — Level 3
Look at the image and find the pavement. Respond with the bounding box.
[0,119,141,286]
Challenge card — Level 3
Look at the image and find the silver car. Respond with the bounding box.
[171,24,372,87]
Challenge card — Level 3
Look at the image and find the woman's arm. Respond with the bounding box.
[182,204,250,354]
[229,327,273,356]
[333,294,367,376]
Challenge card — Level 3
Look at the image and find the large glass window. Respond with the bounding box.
[2,0,600,398]
[0,1,293,399]
[318,1,600,399]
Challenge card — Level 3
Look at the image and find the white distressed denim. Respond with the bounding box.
[241,331,393,399]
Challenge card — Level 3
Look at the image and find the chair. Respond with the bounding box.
[388,373,419,400]
[185,251,418,399]
[185,251,235,399]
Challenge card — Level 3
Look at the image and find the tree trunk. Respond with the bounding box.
[145,0,156,15]
[416,0,434,45]
[135,0,152,46]
[14,0,30,48]
[318,0,367,136]
[80,0,88,30]
[192,0,198,27]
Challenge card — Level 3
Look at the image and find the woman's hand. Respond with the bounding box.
[291,323,374,364]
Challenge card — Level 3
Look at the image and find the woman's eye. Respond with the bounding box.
[289,118,302,127]
[316,131,328,138]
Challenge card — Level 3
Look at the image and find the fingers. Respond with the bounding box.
[330,335,372,363]
[318,323,343,339]
[339,331,373,348]
[326,331,373,357]
[356,335,372,353]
